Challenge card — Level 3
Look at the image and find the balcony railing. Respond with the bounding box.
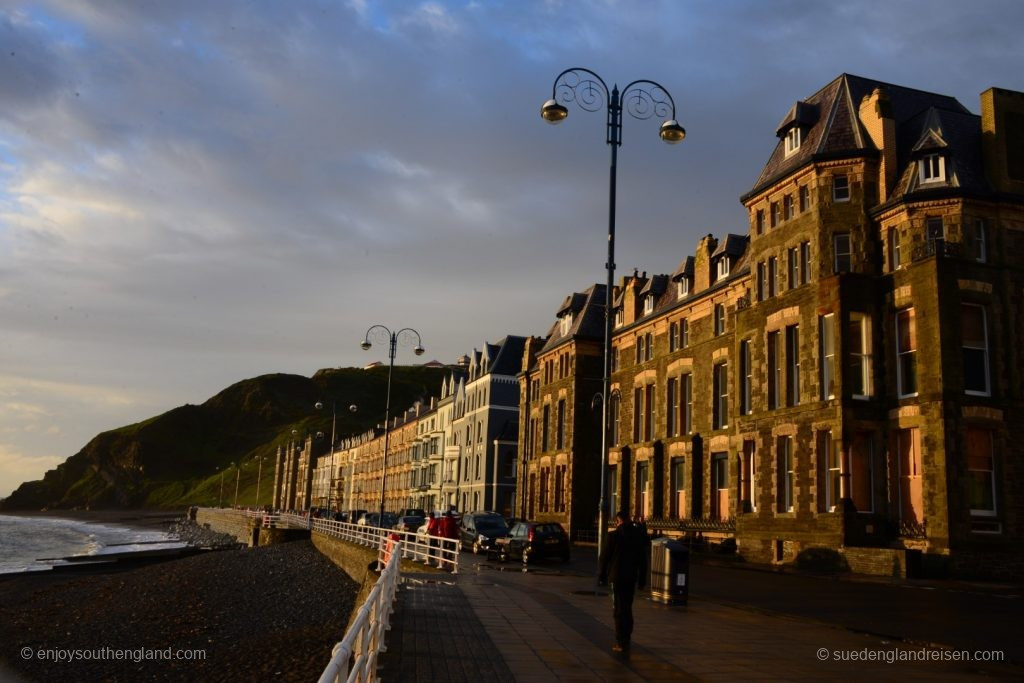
[897,519,927,539]
[911,238,961,262]
[736,295,752,311]
[647,516,736,533]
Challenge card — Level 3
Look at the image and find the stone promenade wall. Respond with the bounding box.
[195,508,255,544]
[194,508,312,547]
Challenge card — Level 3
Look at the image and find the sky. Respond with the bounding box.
[2,0,1023,498]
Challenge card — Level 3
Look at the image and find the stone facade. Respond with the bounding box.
[518,286,606,536]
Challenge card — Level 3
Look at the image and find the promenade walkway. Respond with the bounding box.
[379,550,1021,681]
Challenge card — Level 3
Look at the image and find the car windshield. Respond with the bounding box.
[475,517,507,533]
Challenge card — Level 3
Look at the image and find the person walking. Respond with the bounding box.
[426,511,441,566]
[598,510,648,656]
[438,510,459,570]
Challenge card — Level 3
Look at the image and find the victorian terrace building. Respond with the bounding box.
[604,74,1023,577]
[518,285,606,535]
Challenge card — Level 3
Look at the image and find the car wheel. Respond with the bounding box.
[472,541,481,555]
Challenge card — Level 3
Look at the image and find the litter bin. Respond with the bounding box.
[650,538,689,605]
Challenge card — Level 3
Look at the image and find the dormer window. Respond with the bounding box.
[559,314,573,336]
[615,308,624,328]
[716,257,730,280]
[920,153,945,184]
[643,295,655,315]
[784,127,802,156]
[677,277,690,298]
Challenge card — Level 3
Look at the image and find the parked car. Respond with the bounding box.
[399,508,426,518]
[496,521,570,563]
[459,512,510,554]
[394,514,425,533]
[357,512,397,528]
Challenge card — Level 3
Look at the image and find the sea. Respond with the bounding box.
[0,515,186,574]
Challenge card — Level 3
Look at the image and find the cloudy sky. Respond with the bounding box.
[2,0,1023,498]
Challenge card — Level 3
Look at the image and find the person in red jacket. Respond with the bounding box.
[437,511,459,569]
[426,511,441,565]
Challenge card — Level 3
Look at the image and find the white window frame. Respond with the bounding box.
[824,431,842,513]
[833,174,850,202]
[559,313,572,336]
[962,303,990,397]
[800,241,811,284]
[833,233,851,273]
[919,153,945,184]
[974,219,987,263]
[615,308,624,328]
[888,228,902,271]
[896,308,918,398]
[787,246,799,289]
[682,373,693,435]
[784,127,802,156]
[677,277,690,298]
[849,313,873,399]
[713,362,728,430]
[740,339,753,415]
[643,295,654,315]
[716,257,730,280]
[680,319,689,348]
[967,429,997,517]
[820,314,835,400]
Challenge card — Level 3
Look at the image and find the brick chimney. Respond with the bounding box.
[981,87,1024,195]
[694,234,718,293]
[622,271,646,326]
[858,87,897,203]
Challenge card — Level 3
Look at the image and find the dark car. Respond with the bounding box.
[357,512,397,528]
[399,508,426,518]
[459,512,510,554]
[394,514,425,532]
[496,521,570,563]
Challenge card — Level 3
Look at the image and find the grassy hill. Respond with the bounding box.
[1,365,449,510]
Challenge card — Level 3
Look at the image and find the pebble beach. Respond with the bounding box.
[0,540,359,682]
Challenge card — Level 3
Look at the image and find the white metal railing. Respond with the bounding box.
[318,536,402,683]
[232,509,459,571]
[311,518,460,573]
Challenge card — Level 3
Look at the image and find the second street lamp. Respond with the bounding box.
[542,67,684,560]
[361,325,425,525]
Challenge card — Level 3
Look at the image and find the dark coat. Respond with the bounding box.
[598,521,648,588]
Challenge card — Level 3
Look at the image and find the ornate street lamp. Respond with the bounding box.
[361,325,425,524]
[542,68,684,560]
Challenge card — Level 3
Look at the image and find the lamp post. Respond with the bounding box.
[232,462,240,508]
[219,466,227,508]
[315,401,358,453]
[255,456,264,509]
[542,68,685,560]
[361,325,425,523]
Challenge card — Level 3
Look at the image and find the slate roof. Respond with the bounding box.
[670,256,694,282]
[538,284,606,355]
[711,233,748,259]
[472,336,529,377]
[743,73,984,203]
